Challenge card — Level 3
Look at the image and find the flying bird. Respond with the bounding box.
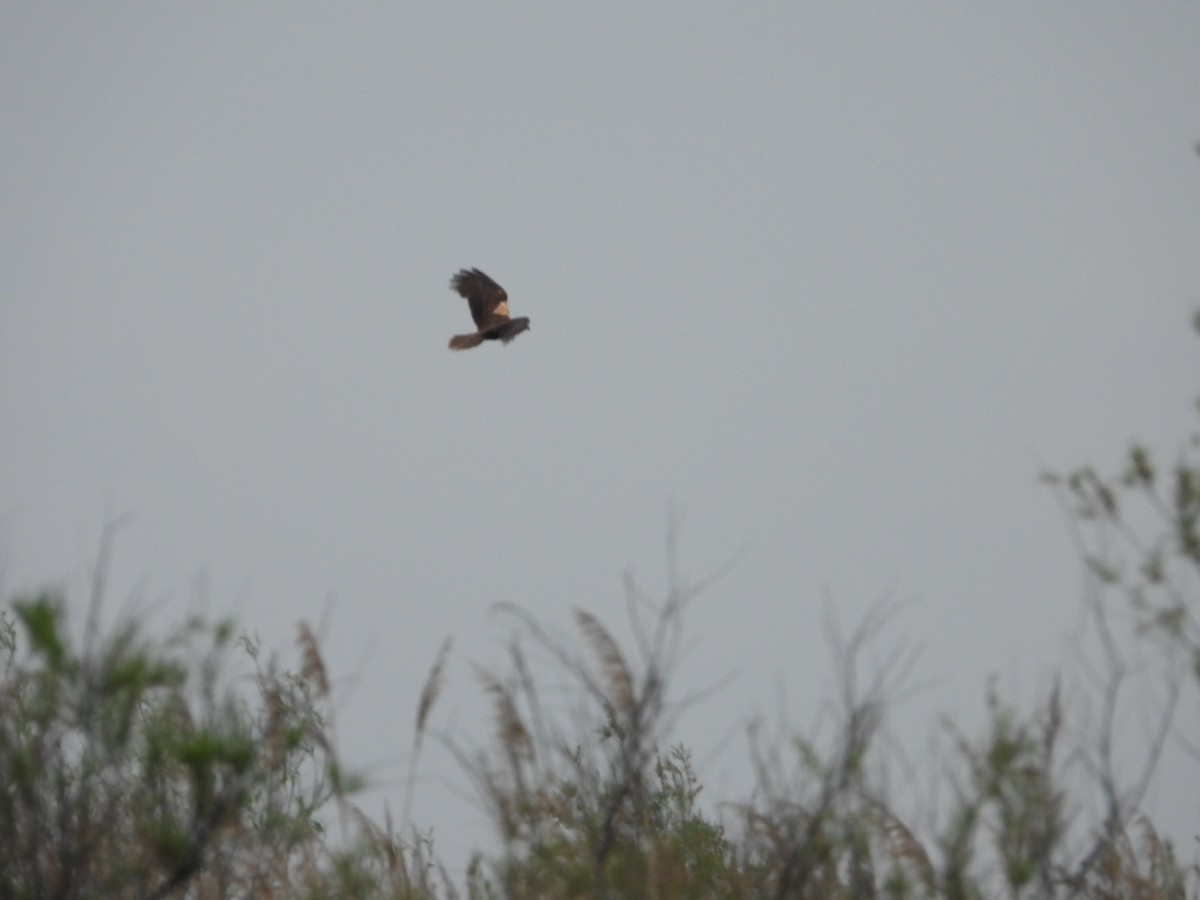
[447,268,530,350]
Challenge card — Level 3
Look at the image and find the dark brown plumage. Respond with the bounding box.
[447,268,531,350]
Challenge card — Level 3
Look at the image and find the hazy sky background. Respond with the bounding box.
[3,3,1199,869]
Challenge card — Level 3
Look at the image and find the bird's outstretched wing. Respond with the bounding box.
[450,268,510,330]
[448,317,529,350]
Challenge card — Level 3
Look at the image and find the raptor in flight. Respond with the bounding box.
[447,268,530,350]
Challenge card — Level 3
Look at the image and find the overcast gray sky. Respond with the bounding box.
[3,3,1199,868]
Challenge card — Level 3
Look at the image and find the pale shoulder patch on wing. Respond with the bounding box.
[493,300,510,317]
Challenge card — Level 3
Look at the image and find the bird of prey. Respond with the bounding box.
[447,268,531,350]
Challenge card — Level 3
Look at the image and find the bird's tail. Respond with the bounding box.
[448,331,485,350]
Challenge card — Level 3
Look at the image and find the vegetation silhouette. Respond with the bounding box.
[4,318,1200,897]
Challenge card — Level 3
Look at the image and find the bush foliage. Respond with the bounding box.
[4,324,1200,898]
